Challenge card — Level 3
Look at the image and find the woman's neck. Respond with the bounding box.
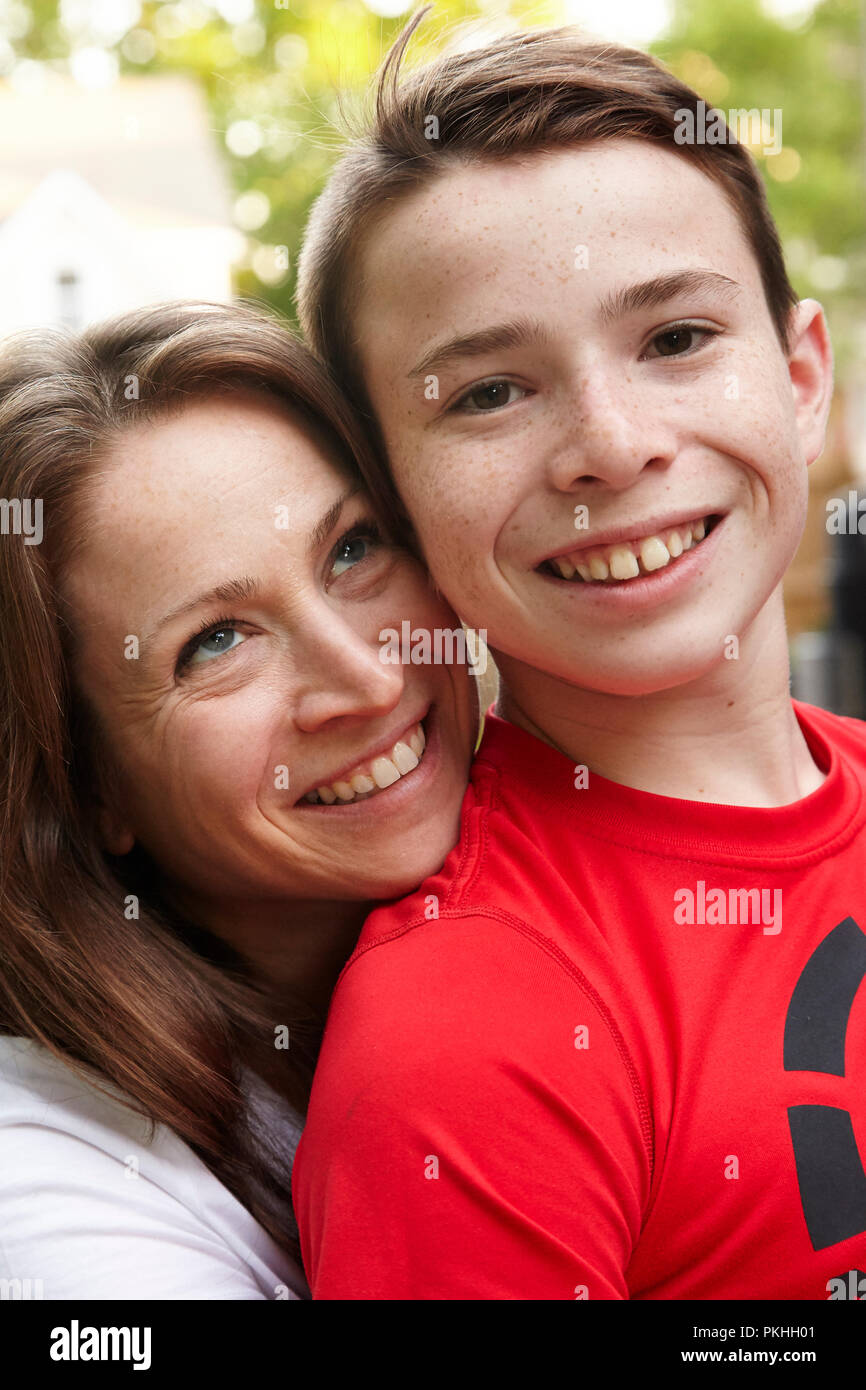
[164,884,370,1018]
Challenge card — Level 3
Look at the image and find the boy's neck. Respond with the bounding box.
[493,594,826,809]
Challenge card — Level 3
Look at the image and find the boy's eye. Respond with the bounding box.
[643,324,717,359]
[452,379,528,414]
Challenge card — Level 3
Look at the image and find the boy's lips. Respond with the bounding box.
[537,512,722,585]
[535,512,726,609]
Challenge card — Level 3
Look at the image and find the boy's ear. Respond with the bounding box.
[786,298,834,467]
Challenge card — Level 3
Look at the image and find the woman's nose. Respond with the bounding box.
[290,616,406,733]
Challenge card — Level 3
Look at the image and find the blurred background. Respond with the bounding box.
[0,0,864,712]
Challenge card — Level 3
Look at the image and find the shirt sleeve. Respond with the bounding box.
[294,912,653,1300]
[0,1120,279,1300]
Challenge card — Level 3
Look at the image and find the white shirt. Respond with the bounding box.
[0,1036,309,1300]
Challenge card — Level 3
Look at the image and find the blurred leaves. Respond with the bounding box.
[657,0,865,359]
[1,0,863,357]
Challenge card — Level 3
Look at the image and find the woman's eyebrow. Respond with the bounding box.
[407,317,552,380]
[140,488,362,658]
[142,576,262,656]
[597,269,742,325]
[307,485,361,554]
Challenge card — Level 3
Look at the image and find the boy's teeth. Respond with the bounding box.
[640,536,670,572]
[609,546,639,580]
[304,721,427,804]
[549,517,711,585]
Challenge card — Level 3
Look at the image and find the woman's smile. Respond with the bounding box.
[300,711,428,806]
[0,297,479,1303]
[61,389,476,909]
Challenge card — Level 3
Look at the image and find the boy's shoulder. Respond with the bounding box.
[794,698,866,764]
[352,709,584,944]
[344,699,866,978]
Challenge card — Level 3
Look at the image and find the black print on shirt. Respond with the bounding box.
[783,916,866,1250]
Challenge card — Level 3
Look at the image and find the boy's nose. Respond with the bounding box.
[546,375,677,492]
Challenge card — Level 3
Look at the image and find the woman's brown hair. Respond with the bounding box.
[296,7,799,511]
[0,299,382,1268]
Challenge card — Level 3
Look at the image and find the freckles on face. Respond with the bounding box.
[352,141,809,691]
[60,392,476,905]
[60,395,328,886]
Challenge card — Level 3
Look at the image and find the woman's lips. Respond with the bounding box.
[294,706,443,817]
[303,720,426,805]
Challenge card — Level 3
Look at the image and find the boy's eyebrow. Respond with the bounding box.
[407,316,551,379]
[405,272,740,381]
[598,269,742,325]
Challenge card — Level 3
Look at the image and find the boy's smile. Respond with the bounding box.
[534,511,731,625]
[352,139,832,699]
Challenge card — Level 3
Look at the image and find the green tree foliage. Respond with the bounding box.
[0,0,560,323]
[1,1,862,356]
[656,0,865,359]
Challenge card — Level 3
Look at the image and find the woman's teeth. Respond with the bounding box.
[549,517,710,584]
[304,722,426,805]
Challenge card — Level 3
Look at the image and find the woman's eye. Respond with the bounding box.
[186,625,246,667]
[329,528,381,579]
[643,325,717,360]
[453,379,527,414]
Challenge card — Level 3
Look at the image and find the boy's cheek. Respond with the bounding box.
[394,447,492,538]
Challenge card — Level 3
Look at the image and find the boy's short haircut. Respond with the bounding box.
[296,9,798,475]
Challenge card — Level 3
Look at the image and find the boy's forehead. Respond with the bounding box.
[355,140,759,365]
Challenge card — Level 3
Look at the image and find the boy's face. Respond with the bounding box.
[352,140,832,696]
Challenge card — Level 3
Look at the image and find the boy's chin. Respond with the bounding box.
[498,642,739,700]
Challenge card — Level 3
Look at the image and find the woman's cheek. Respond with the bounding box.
[173,701,275,806]
[385,566,457,632]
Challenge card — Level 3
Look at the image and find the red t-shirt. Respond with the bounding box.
[293,702,866,1299]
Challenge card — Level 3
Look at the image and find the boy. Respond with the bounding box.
[291,19,866,1299]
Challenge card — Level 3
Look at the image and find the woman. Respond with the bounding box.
[0,300,477,1298]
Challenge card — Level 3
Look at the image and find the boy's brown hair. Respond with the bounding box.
[297,7,798,469]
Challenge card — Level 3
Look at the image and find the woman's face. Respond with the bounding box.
[62,390,476,908]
